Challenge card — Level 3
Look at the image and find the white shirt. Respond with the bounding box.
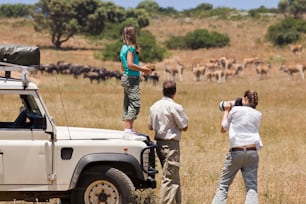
[222,106,263,149]
[149,97,188,141]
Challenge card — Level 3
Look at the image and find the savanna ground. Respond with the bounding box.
[0,14,306,203]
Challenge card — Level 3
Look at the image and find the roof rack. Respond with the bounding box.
[0,61,36,88]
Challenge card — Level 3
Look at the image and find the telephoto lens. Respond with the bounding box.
[219,100,235,111]
[219,98,243,111]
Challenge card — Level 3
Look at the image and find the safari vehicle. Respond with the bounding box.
[0,45,157,203]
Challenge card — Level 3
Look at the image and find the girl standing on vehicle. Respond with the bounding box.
[119,26,151,137]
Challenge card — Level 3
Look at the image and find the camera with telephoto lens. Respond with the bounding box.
[219,97,243,111]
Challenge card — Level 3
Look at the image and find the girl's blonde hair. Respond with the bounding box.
[122,26,141,54]
[122,26,137,46]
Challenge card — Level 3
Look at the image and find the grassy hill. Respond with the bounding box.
[1,15,302,70]
[0,16,305,204]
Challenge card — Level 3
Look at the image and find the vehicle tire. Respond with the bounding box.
[71,166,135,204]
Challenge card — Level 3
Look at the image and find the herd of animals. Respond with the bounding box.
[164,43,305,82]
[36,44,305,85]
[38,61,123,83]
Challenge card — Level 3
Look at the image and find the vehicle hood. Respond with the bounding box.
[56,126,125,140]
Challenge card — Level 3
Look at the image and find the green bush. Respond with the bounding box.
[182,6,235,19]
[208,31,230,47]
[295,19,306,33]
[99,40,122,62]
[0,3,32,18]
[164,36,186,49]
[266,17,306,46]
[248,6,279,17]
[165,29,229,50]
[137,30,167,62]
[200,7,234,18]
[185,29,211,49]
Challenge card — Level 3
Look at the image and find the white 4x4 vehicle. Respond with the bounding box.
[0,45,157,203]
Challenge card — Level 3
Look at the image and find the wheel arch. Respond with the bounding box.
[69,153,144,189]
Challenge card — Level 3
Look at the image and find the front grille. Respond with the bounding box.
[140,141,158,176]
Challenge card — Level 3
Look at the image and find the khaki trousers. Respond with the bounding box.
[156,140,181,204]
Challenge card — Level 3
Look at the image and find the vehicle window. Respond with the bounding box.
[0,94,22,124]
[0,94,42,128]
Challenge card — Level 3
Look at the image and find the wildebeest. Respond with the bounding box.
[142,71,160,86]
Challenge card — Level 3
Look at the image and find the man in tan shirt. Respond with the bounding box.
[148,80,188,204]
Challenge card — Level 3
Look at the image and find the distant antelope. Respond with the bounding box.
[219,56,236,70]
[205,69,215,82]
[224,64,244,80]
[289,44,303,57]
[208,57,219,64]
[243,57,262,68]
[224,68,235,80]
[192,64,205,81]
[164,59,184,81]
[279,64,305,80]
[254,62,272,79]
[204,62,219,72]
[213,69,225,83]
[232,63,244,77]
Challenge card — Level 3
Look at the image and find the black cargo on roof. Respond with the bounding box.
[0,44,40,66]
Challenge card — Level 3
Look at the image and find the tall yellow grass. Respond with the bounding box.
[1,16,306,203]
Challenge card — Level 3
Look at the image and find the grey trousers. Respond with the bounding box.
[212,150,259,204]
[156,140,181,204]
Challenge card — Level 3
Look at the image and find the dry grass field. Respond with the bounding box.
[0,15,306,204]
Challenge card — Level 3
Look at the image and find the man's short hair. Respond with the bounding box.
[163,80,176,97]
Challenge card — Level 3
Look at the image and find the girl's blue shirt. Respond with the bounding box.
[120,44,140,77]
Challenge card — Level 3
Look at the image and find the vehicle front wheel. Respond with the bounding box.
[71,166,135,204]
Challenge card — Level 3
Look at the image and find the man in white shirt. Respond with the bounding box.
[148,80,188,204]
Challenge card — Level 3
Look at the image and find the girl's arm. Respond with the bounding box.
[127,51,151,74]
